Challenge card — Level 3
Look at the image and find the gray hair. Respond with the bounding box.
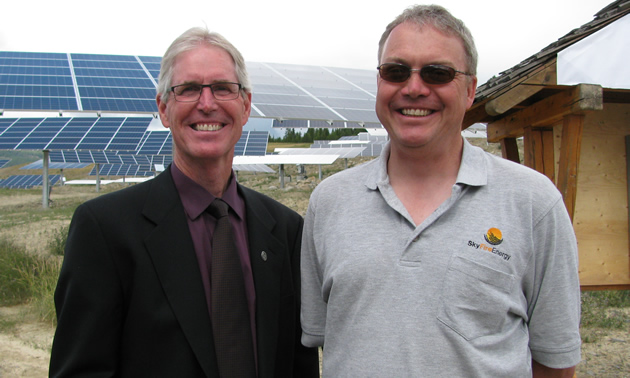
[377,4,478,75]
[157,27,252,102]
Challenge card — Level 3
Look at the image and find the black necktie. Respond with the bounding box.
[207,199,256,377]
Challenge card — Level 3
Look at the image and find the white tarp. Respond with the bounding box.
[558,14,630,89]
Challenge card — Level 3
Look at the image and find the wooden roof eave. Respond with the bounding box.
[485,83,603,143]
[462,59,557,129]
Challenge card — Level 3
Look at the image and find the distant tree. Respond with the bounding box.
[267,127,367,143]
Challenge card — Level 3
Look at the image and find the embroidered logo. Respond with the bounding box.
[467,228,511,261]
[484,228,503,245]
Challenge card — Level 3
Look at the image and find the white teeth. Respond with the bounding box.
[194,124,223,131]
[401,109,432,117]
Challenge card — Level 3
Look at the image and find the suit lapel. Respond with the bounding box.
[240,186,285,378]
[142,168,218,377]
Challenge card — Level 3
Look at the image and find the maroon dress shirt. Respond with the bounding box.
[170,163,258,360]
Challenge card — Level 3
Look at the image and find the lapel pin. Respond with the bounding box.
[261,251,268,261]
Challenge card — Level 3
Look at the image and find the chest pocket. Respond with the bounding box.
[437,255,515,340]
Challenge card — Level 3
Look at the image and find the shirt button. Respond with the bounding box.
[261,251,268,261]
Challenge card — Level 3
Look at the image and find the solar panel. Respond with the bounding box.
[234,131,268,156]
[0,116,153,151]
[0,174,61,188]
[234,154,339,165]
[1,51,380,125]
[135,130,172,155]
[271,119,381,129]
[276,147,366,159]
[0,52,78,111]
[46,130,267,168]
[89,164,154,177]
[233,164,275,173]
[20,159,89,169]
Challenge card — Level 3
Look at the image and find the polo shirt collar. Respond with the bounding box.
[364,138,488,190]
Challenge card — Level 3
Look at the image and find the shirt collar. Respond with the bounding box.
[171,162,245,221]
[364,138,488,190]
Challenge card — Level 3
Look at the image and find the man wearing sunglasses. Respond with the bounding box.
[301,5,581,377]
[50,27,319,377]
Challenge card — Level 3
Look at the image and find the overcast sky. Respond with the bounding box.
[0,0,614,85]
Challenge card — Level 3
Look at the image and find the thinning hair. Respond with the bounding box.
[377,4,478,75]
[157,27,252,102]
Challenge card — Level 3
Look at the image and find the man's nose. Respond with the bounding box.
[197,87,219,111]
[402,71,431,98]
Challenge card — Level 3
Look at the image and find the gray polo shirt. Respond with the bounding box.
[301,139,581,377]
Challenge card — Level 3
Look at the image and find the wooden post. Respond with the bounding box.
[523,127,555,182]
[556,114,585,220]
[500,137,520,163]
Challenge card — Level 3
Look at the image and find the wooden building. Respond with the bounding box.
[464,0,630,289]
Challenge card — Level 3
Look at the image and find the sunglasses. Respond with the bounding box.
[377,63,472,84]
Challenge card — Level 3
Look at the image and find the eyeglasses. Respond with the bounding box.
[377,63,472,84]
[170,82,243,102]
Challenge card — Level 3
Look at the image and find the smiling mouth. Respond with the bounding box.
[400,108,433,117]
[192,123,224,131]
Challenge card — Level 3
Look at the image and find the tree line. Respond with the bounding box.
[269,128,367,143]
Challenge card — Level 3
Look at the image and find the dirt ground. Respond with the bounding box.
[1,160,629,377]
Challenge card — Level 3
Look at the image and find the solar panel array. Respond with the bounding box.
[130,130,268,157]
[50,150,154,164]
[0,52,159,112]
[47,129,266,176]
[0,51,380,126]
[89,164,155,177]
[21,159,89,169]
[0,174,61,188]
[276,147,366,159]
[0,159,9,168]
[0,116,152,150]
[310,132,388,157]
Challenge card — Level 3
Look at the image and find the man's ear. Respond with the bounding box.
[242,91,252,121]
[156,94,170,128]
[466,76,477,109]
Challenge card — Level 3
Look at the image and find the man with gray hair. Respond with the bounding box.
[51,27,318,377]
[301,5,581,377]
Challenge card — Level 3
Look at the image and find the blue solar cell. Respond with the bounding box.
[76,76,155,88]
[0,85,75,97]
[46,118,98,150]
[0,96,79,111]
[272,119,308,128]
[0,174,61,189]
[0,75,74,86]
[0,118,18,132]
[20,160,89,169]
[79,86,155,99]
[72,60,144,70]
[0,66,71,76]
[0,58,69,67]
[138,56,162,63]
[80,98,157,112]
[135,130,171,155]
[49,151,66,163]
[74,68,147,78]
[142,62,161,70]
[0,51,67,59]
[72,54,137,62]
[61,151,79,163]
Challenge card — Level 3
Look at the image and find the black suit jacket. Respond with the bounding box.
[50,167,318,377]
